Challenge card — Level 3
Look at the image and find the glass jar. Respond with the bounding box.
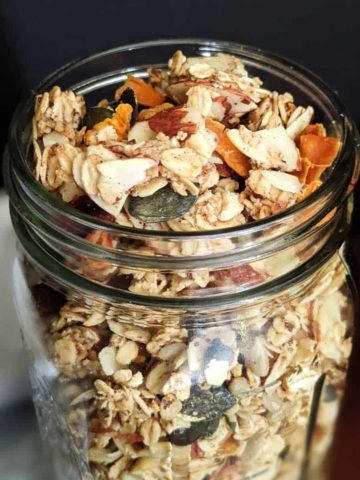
[4,39,360,480]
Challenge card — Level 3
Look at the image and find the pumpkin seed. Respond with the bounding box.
[83,107,113,129]
[169,425,201,446]
[128,185,197,222]
[117,87,138,125]
[181,385,236,421]
[169,386,234,446]
[169,417,220,446]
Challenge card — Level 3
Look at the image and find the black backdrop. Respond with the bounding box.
[1,0,360,184]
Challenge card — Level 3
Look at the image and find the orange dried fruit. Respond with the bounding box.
[86,230,114,248]
[137,102,174,121]
[299,134,341,167]
[295,157,312,183]
[305,164,327,184]
[302,123,326,136]
[298,133,341,185]
[296,180,322,202]
[81,231,115,279]
[84,104,133,142]
[94,103,132,140]
[206,118,250,177]
[115,75,166,107]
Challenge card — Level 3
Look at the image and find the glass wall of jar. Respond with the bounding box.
[4,40,360,480]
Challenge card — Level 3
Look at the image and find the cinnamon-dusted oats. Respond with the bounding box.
[34,85,86,142]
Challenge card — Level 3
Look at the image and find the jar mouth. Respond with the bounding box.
[6,38,358,241]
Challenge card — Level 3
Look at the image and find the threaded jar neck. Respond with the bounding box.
[4,39,360,306]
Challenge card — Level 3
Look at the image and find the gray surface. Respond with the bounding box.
[0,192,50,478]
[0,401,52,480]
[0,192,30,409]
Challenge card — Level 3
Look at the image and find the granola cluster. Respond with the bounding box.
[28,50,352,480]
[29,255,351,480]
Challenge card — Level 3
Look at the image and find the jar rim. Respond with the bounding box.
[6,38,358,241]
[10,201,351,310]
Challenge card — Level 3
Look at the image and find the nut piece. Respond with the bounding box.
[204,359,230,386]
[98,346,118,376]
[162,372,191,400]
[148,107,198,137]
[54,338,77,365]
[161,148,205,178]
[227,126,300,172]
[116,341,139,365]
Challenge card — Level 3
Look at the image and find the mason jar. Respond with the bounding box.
[4,39,360,480]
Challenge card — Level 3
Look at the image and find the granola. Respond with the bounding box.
[33,50,341,229]
[27,49,352,480]
[27,254,352,480]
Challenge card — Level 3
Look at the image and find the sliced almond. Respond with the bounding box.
[98,346,118,376]
[227,126,299,172]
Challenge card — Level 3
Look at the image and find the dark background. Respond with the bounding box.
[1,1,360,478]
[1,0,360,182]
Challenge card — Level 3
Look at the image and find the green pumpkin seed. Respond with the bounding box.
[83,107,113,129]
[128,185,197,222]
[117,87,138,125]
[181,385,236,422]
[169,386,235,446]
[169,417,220,446]
[169,425,202,446]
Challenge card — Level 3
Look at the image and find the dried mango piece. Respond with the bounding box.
[296,180,322,202]
[115,75,166,107]
[81,231,116,279]
[94,103,132,140]
[302,123,326,136]
[206,118,250,177]
[299,134,341,167]
[86,230,114,248]
[295,157,312,183]
[84,104,133,143]
[138,102,174,121]
[306,164,328,184]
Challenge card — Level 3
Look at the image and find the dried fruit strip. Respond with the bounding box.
[206,118,250,177]
[302,123,326,136]
[299,134,341,167]
[115,75,166,107]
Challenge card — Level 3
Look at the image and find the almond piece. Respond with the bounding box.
[148,107,198,137]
